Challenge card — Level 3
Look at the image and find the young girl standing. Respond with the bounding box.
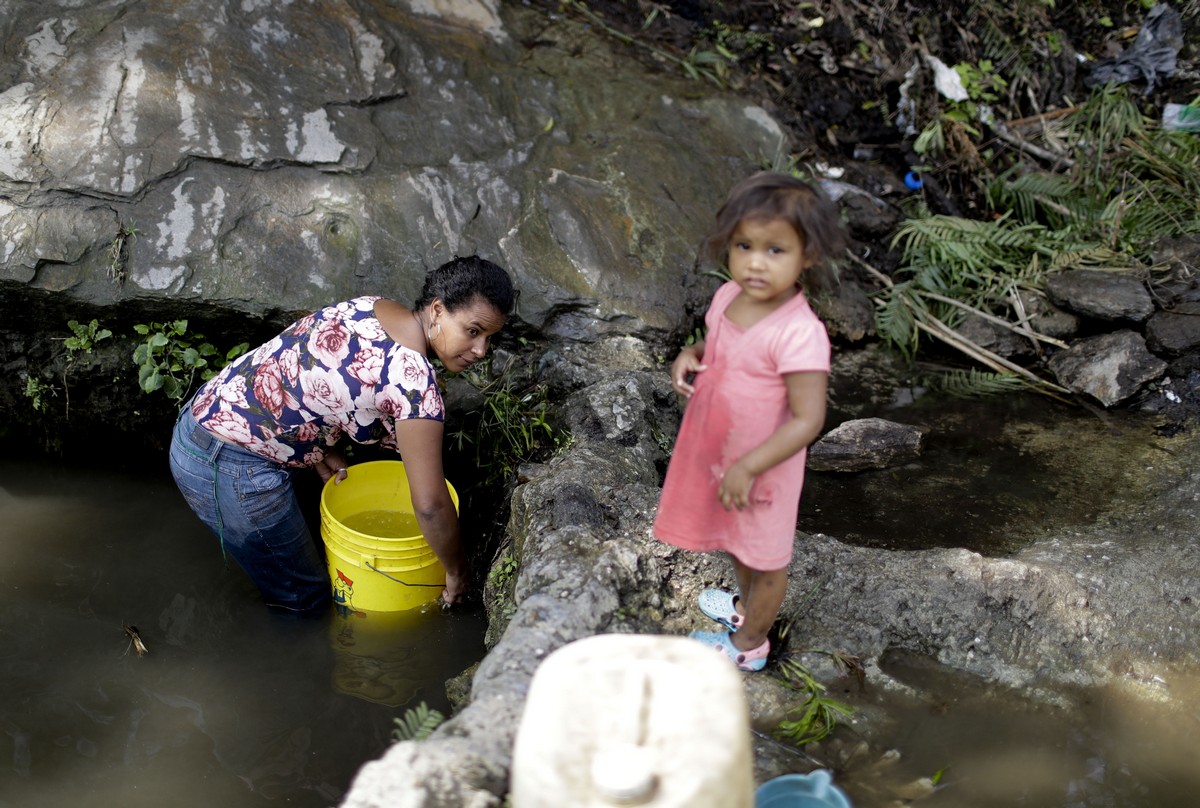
[653,172,845,671]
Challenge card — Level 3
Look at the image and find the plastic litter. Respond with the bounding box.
[817,179,888,209]
[904,171,923,190]
[923,52,968,102]
[1163,103,1200,133]
[756,770,853,808]
[852,144,880,161]
[1085,3,1183,93]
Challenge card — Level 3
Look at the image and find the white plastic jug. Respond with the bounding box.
[511,634,754,807]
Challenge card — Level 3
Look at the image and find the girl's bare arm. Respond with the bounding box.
[718,370,827,510]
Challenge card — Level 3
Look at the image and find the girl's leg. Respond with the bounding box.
[733,561,752,618]
[729,556,787,653]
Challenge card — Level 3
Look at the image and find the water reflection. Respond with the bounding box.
[0,460,485,808]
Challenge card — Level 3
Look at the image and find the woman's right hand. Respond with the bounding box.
[441,569,470,607]
[394,417,470,608]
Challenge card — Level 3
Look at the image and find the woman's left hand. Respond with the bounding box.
[315,450,350,484]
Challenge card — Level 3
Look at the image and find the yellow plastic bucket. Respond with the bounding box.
[320,460,458,613]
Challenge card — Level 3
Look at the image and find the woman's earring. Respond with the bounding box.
[427,321,442,341]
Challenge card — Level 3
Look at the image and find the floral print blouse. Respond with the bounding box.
[190,296,443,467]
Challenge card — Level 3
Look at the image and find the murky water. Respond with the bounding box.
[802,384,1161,553]
[827,650,1200,808]
[0,460,486,808]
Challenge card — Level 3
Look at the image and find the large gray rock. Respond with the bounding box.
[1146,311,1200,355]
[807,417,925,472]
[0,0,783,337]
[1013,289,1080,340]
[1048,329,1167,405]
[1044,269,1154,323]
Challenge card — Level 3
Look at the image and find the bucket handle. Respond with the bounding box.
[365,562,444,588]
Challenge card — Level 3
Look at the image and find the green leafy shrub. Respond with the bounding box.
[871,83,1198,397]
[64,319,113,362]
[132,320,248,406]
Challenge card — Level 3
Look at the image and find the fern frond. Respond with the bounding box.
[1044,246,1129,272]
[992,171,1099,227]
[392,702,445,743]
[1069,85,1148,186]
[932,368,1028,398]
[873,284,919,357]
[977,13,1034,87]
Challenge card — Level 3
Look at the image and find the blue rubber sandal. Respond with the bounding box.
[688,629,769,672]
[698,588,744,631]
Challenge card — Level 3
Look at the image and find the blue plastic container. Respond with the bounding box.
[755,770,852,808]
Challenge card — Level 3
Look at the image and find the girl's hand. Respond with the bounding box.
[718,463,755,510]
[671,345,707,397]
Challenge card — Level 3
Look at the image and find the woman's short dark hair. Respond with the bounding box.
[414,255,516,315]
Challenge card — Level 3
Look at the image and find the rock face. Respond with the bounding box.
[1,0,789,455]
[1,0,778,334]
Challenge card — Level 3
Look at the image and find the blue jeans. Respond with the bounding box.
[169,407,331,615]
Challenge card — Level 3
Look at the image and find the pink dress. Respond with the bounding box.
[653,281,830,570]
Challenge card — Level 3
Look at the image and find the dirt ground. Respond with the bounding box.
[535,0,1199,222]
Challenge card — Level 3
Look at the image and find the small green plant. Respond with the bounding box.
[954,59,1008,105]
[56,318,114,416]
[107,222,139,283]
[132,320,248,406]
[488,553,519,593]
[64,319,113,363]
[391,702,445,742]
[774,658,856,746]
[451,360,558,485]
[933,368,1029,398]
[23,375,55,413]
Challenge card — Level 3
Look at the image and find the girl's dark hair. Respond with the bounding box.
[414,255,516,315]
[704,172,847,293]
